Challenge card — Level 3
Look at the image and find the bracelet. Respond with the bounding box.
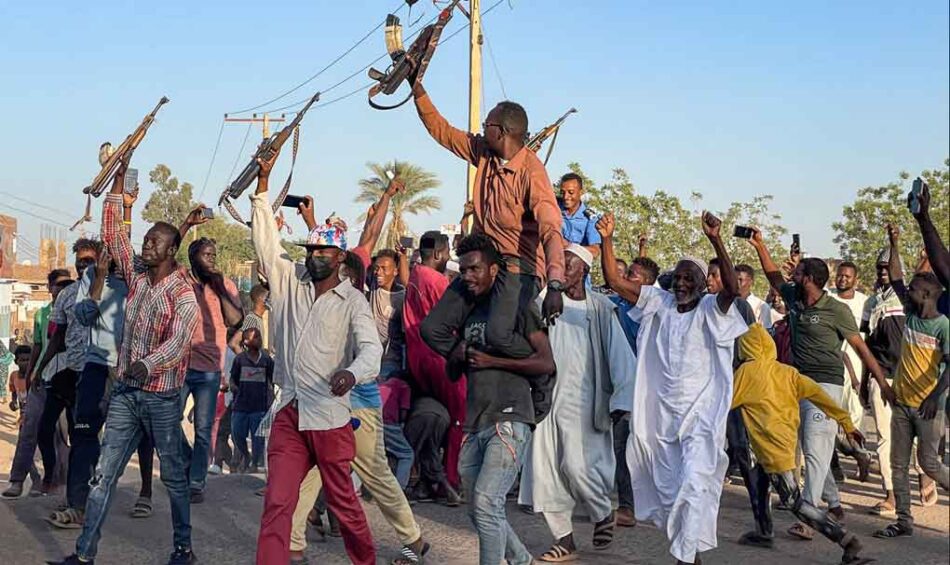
[123,220,132,225]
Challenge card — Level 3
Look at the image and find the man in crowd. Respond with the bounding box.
[251,152,382,565]
[829,261,872,482]
[731,323,871,564]
[51,157,200,565]
[873,225,949,540]
[861,249,907,517]
[2,269,71,499]
[403,230,466,493]
[907,180,949,315]
[182,234,243,503]
[558,173,601,258]
[404,396,456,505]
[520,244,635,561]
[228,327,273,472]
[34,239,99,495]
[423,233,556,565]
[600,211,747,565]
[412,79,566,354]
[748,229,891,542]
[736,264,779,328]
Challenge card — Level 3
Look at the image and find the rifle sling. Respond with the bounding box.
[222,125,300,226]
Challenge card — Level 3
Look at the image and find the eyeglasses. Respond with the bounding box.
[482,122,502,132]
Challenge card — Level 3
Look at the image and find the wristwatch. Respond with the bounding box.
[547,280,565,292]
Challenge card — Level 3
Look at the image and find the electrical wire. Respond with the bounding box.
[226,123,255,184]
[226,0,408,115]
[0,190,76,220]
[480,19,508,100]
[0,203,71,229]
[197,118,226,201]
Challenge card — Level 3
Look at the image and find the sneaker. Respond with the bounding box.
[189,490,204,504]
[167,547,197,565]
[1,482,23,499]
[207,464,222,476]
[46,554,91,565]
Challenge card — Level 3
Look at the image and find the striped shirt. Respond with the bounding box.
[102,194,200,393]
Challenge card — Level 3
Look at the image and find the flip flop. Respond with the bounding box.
[787,522,814,541]
[45,508,84,529]
[919,475,938,507]
[390,541,430,565]
[130,497,152,518]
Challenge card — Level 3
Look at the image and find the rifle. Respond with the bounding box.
[367,0,462,110]
[218,91,320,224]
[83,96,169,197]
[526,107,576,166]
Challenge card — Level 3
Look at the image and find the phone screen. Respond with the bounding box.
[281,195,305,209]
[124,168,138,193]
[733,225,754,239]
[399,236,414,249]
[201,207,214,220]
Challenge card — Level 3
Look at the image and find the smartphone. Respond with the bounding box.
[201,207,214,220]
[281,194,306,209]
[124,168,138,193]
[385,170,395,181]
[733,225,755,239]
[399,236,414,249]
[909,177,925,215]
[791,233,801,256]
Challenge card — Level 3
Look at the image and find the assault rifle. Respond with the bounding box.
[367,0,462,110]
[526,107,576,166]
[83,96,169,197]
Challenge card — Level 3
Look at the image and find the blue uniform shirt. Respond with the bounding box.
[560,202,602,247]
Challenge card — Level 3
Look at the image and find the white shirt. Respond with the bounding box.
[746,292,783,329]
[829,289,868,383]
[251,191,383,431]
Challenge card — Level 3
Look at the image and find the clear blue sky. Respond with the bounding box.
[1,0,947,262]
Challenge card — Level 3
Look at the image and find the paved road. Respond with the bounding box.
[0,405,947,564]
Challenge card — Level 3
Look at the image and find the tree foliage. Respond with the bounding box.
[354,160,441,250]
[833,159,949,284]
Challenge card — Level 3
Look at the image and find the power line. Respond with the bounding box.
[197,118,226,201]
[0,190,75,220]
[480,19,508,99]
[226,123,254,184]
[0,203,71,229]
[226,1,408,115]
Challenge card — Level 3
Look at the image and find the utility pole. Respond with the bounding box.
[466,0,482,209]
[223,113,286,139]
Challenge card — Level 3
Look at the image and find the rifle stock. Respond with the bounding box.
[222,92,320,204]
[83,96,169,196]
[526,107,576,152]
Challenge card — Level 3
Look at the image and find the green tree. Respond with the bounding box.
[142,164,195,225]
[832,159,949,285]
[354,160,441,250]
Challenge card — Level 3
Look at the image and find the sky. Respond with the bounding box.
[1,0,947,262]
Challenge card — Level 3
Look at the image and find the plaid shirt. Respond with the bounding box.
[102,194,199,393]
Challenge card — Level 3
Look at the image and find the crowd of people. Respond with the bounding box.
[2,77,948,565]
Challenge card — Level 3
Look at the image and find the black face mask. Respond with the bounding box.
[76,259,95,275]
[306,256,335,281]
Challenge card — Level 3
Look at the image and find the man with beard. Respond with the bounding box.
[181,235,243,503]
[251,150,382,565]
[860,249,907,517]
[33,239,100,495]
[748,231,891,543]
[829,262,872,482]
[599,211,747,565]
[50,157,200,565]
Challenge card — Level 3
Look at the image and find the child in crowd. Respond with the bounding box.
[378,372,414,490]
[228,328,274,473]
[8,345,32,412]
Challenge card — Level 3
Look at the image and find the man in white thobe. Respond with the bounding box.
[597,212,748,565]
[519,245,635,561]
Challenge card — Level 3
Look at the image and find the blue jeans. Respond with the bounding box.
[76,382,190,560]
[68,363,110,510]
[383,423,414,489]
[459,421,532,565]
[180,370,220,492]
[231,410,265,468]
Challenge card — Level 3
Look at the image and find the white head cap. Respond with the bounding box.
[566,243,594,268]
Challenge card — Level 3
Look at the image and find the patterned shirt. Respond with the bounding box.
[102,194,199,393]
[51,282,89,372]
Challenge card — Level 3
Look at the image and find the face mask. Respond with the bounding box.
[76,259,95,275]
[306,255,335,281]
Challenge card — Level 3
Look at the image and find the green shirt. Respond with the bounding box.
[33,303,52,361]
[781,283,859,386]
[893,314,949,408]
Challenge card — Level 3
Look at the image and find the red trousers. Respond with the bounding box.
[256,405,375,565]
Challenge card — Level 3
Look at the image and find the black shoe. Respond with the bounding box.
[168,547,197,565]
[189,490,204,504]
[47,555,91,565]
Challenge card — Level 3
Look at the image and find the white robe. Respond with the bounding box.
[519,295,635,529]
[626,287,747,563]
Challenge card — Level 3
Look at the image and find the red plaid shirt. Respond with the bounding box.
[102,194,199,393]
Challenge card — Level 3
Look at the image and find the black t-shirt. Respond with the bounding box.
[230,351,275,413]
[462,300,544,433]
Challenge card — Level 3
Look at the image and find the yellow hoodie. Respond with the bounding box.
[732,324,855,474]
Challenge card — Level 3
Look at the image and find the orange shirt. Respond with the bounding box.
[187,273,240,374]
[414,93,565,282]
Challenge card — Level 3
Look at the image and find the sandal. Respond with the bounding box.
[919,475,938,507]
[869,500,896,518]
[538,543,578,562]
[592,512,616,550]
[130,497,152,518]
[873,523,912,539]
[45,508,84,529]
[390,541,430,565]
[787,522,814,541]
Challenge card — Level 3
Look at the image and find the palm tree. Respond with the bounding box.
[355,160,441,250]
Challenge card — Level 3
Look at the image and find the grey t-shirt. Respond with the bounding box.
[371,287,405,370]
[51,282,89,373]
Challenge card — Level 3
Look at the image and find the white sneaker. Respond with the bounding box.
[208,464,222,475]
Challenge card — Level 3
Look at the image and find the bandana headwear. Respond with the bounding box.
[302,216,348,250]
[565,243,593,268]
[679,256,709,279]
